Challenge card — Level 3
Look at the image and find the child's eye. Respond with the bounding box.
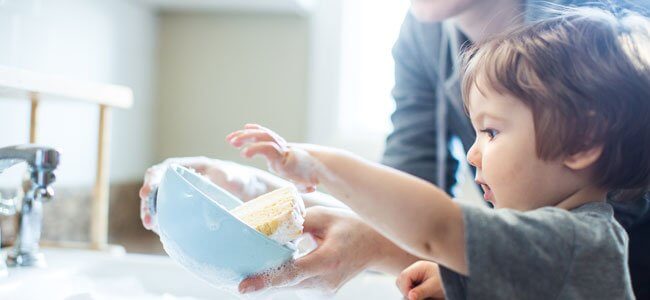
[480,128,498,139]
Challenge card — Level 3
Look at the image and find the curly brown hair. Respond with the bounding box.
[461,6,650,196]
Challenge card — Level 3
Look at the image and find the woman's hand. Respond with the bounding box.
[396,260,445,300]
[238,206,416,295]
[138,156,273,230]
[226,124,322,193]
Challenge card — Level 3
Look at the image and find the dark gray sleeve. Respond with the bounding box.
[609,191,650,229]
[610,191,650,299]
[454,202,576,299]
[381,12,458,190]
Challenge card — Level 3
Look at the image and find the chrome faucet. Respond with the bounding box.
[0,145,59,269]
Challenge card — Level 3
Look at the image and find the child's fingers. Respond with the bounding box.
[407,276,444,300]
[395,277,408,297]
[227,125,288,151]
[396,261,436,297]
[396,272,416,297]
[227,129,276,148]
[226,129,271,143]
[241,142,287,163]
[225,130,240,141]
[243,124,288,145]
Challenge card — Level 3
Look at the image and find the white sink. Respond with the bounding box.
[0,248,402,299]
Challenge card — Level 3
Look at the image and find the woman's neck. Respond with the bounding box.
[454,0,525,42]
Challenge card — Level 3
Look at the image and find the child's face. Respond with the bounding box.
[465,84,581,210]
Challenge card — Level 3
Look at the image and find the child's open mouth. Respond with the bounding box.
[479,183,494,202]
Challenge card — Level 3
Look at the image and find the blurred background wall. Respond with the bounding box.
[0,0,316,252]
[155,11,309,165]
[0,0,479,252]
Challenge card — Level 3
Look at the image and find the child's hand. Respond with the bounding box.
[396,260,445,300]
[226,124,319,193]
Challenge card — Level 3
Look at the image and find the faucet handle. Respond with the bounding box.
[26,169,56,203]
[34,186,54,202]
[0,195,17,216]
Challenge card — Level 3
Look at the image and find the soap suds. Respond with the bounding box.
[267,147,338,193]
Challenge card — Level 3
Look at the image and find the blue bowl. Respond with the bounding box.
[156,164,294,285]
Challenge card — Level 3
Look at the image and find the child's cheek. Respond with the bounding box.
[481,141,513,194]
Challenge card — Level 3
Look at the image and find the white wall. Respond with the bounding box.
[306,0,401,162]
[0,0,157,186]
[156,12,309,168]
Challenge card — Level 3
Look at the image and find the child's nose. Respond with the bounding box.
[467,142,481,168]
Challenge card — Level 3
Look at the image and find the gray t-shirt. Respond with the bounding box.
[439,201,634,299]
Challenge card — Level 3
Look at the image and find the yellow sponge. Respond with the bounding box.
[231,186,306,244]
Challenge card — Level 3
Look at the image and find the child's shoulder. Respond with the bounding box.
[535,201,625,244]
[459,200,625,250]
[562,202,628,255]
[452,201,632,299]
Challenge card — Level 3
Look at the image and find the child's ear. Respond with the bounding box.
[563,146,603,170]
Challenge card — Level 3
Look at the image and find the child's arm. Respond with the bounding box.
[227,124,467,274]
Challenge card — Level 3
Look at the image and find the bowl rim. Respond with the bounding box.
[164,164,295,254]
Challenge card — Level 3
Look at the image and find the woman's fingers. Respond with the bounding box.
[139,164,167,229]
[239,248,328,293]
[302,207,333,237]
[296,184,316,193]
[239,210,333,294]
[139,193,154,229]
[138,182,152,200]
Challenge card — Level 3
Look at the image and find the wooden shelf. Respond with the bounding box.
[0,64,133,250]
[0,66,133,109]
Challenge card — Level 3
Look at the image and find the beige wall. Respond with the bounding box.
[156,12,309,168]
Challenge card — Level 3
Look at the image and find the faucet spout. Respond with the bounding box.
[0,145,59,172]
[0,145,60,268]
